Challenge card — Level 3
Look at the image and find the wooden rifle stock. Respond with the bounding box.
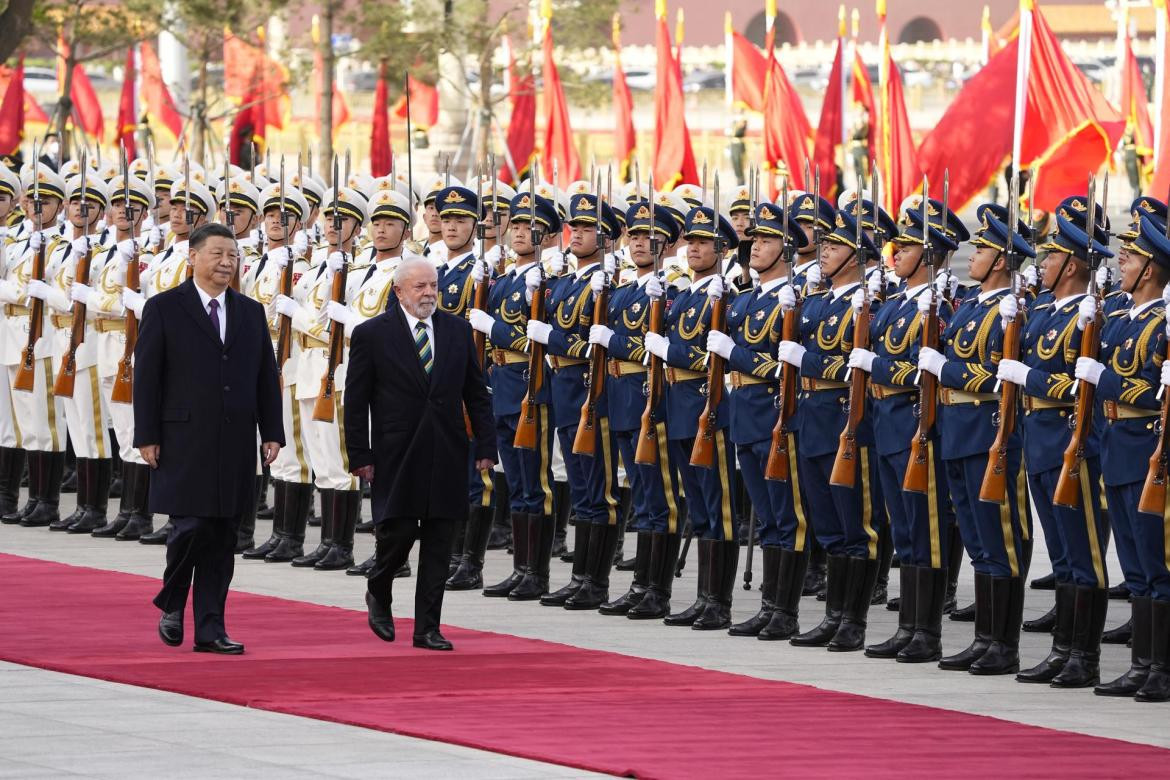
[1138,341,1170,514]
[312,258,349,422]
[110,246,141,404]
[13,237,47,393]
[634,294,666,465]
[53,243,95,398]
[573,282,609,455]
[513,275,547,450]
[979,314,1021,503]
[1052,309,1101,508]
[471,271,490,366]
[903,300,940,493]
[690,295,727,467]
[764,301,800,482]
[830,300,870,487]
[274,259,294,382]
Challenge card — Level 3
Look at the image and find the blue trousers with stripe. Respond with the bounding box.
[1030,459,1107,587]
[495,410,555,516]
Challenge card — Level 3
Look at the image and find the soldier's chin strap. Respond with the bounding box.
[1126,257,1151,296]
[822,248,855,281]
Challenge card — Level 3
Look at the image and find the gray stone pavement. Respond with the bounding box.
[2,487,1167,779]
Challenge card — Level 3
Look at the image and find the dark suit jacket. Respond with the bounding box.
[133,279,283,518]
[344,300,495,523]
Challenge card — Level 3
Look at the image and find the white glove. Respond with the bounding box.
[121,288,145,316]
[69,283,94,306]
[644,332,670,360]
[324,300,356,327]
[29,231,45,251]
[148,226,163,250]
[526,319,552,345]
[850,288,866,311]
[95,219,107,233]
[325,252,345,274]
[471,260,488,284]
[468,308,495,335]
[778,284,797,312]
[706,330,734,359]
[1000,293,1019,327]
[917,346,945,377]
[71,236,90,257]
[590,270,607,295]
[116,238,138,264]
[549,251,566,276]
[1074,356,1105,386]
[1022,265,1038,288]
[866,268,884,296]
[270,293,298,319]
[292,231,309,259]
[1076,296,1097,330]
[848,347,876,373]
[25,279,51,301]
[1095,265,1110,288]
[934,270,954,296]
[524,266,542,303]
[603,253,616,276]
[589,324,614,348]
[646,274,664,300]
[1161,361,1170,388]
[267,246,290,269]
[1163,281,1170,306]
[805,262,822,287]
[917,289,934,314]
[997,358,1031,386]
[777,340,806,367]
[706,274,725,300]
[0,279,19,303]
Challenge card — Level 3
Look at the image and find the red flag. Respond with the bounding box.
[1121,31,1154,159]
[499,37,535,184]
[1153,0,1170,197]
[115,47,137,159]
[762,42,812,193]
[57,31,103,140]
[224,29,286,131]
[392,75,438,129]
[851,48,877,163]
[229,68,267,166]
[730,30,767,112]
[540,14,581,183]
[653,6,698,188]
[139,42,182,143]
[612,14,636,183]
[0,57,32,154]
[369,62,392,178]
[919,4,1123,212]
[812,35,845,199]
[876,12,921,215]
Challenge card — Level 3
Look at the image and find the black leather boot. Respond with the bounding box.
[664,538,714,626]
[866,565,917,658]
[803,544,826,597]
[448,506,494,590]
[1102,617,1133,645]
[1051,585,1108,688]
[940,571,993,670]
[629,531,681,620]
[266,482,311,562]
[1017,581,1075,683]
[969,575,1024,675]
[293,488,335,567]
[730,545,781,636]
[871,520,893,606]
[0,446,26,517]
[694,541,738,630]
[1,448,33,524]
[1095,597,1152,696]
[566,520,623,610]
[486,474,511,550]
[897,566,947,663]
[243,478,286,558]
[93,459,136,538]
[316,490,359,570]
[233,474,263,553]
[829,556,880,651]
[70,458,112,533]
[1022,602,1057,633]
[116,463,153,540]
[1134,599,1170,702]
[139,517,173,544]
[348,554,376,576]
[484,512,528,597]
[551,484,569,557]
[759,547,810,640]
[944,524,962,613]
[510,513,555,601]
[600,531,652,615]
[22,451,64,528]
[52,456,87,531]
[792,553,848,646]
[306,487,320,527]
[448,512,468,576]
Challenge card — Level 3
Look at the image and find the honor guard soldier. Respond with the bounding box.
[779,207,883,651]
[1079,215,1170,700]
[1106,197,1168,317]
[644,204,741,631]
[0,164,26,517]
[586,200,683,619]
[421,174,460,264]
[851,200,958,662]
[84,174,155,540]
[537,192,624,609]
[241,182,314,562]
[0,165,68,528]
[713,201,813,639]
[216,177,262,282]
[994,204,1111,683]
[788,191,836,293]
[468,191,559,599]
[141,176,213,297]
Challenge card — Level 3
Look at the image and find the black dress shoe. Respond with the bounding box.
[193,637,245,654]
[366,592,395,641]
[158,611,183,646]
[413,630,453,651]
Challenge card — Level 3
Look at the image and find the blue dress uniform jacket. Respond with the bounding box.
[724,282,785,445]
[605,278,672,433]
[663,278,730,441]
[485,263,551,417]
[545,265,598,429]
[437,250,478,316]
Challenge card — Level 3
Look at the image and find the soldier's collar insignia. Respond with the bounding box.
[827,314,839,326]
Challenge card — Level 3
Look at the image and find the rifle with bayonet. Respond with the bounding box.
[514,176,547,450]
[313,157,349,422]
[14,141,46,393]
[274,158,295,383]
[112,149,141,404]
[635,169,667,466]
[574,170,613,456]
[691,174,727,469]
[53,151,94,398]
[765,175,799,482]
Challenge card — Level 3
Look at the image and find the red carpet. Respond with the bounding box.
[0,553,1164,778]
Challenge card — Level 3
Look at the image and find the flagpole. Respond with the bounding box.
[838,6,848,164]
[877,0,889,212]
[724,12,734,114]
[1157,0,1167,169]
[1115,0,1129,107]
[981,5,992,67]
[1011,0,1034,185]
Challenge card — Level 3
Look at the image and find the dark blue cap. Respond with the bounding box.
[1124,214,1170,270]
[892,198,968,252]
[971,210,1035,258]
[746,202,808,248]
[841,197,898,242]
[435,186,479,220]
[509,192,562,233]
[1053,196,1110,246]
[683,206,740,249]
[1120,196,1168,241]
[824,209,878,258]
[790,193,836,231]
[625,200,680,244]
[975,203,1032,243]
[1040,212,1113,260]
[567,193,621,241]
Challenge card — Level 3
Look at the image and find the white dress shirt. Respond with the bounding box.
[193,282,228,341]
